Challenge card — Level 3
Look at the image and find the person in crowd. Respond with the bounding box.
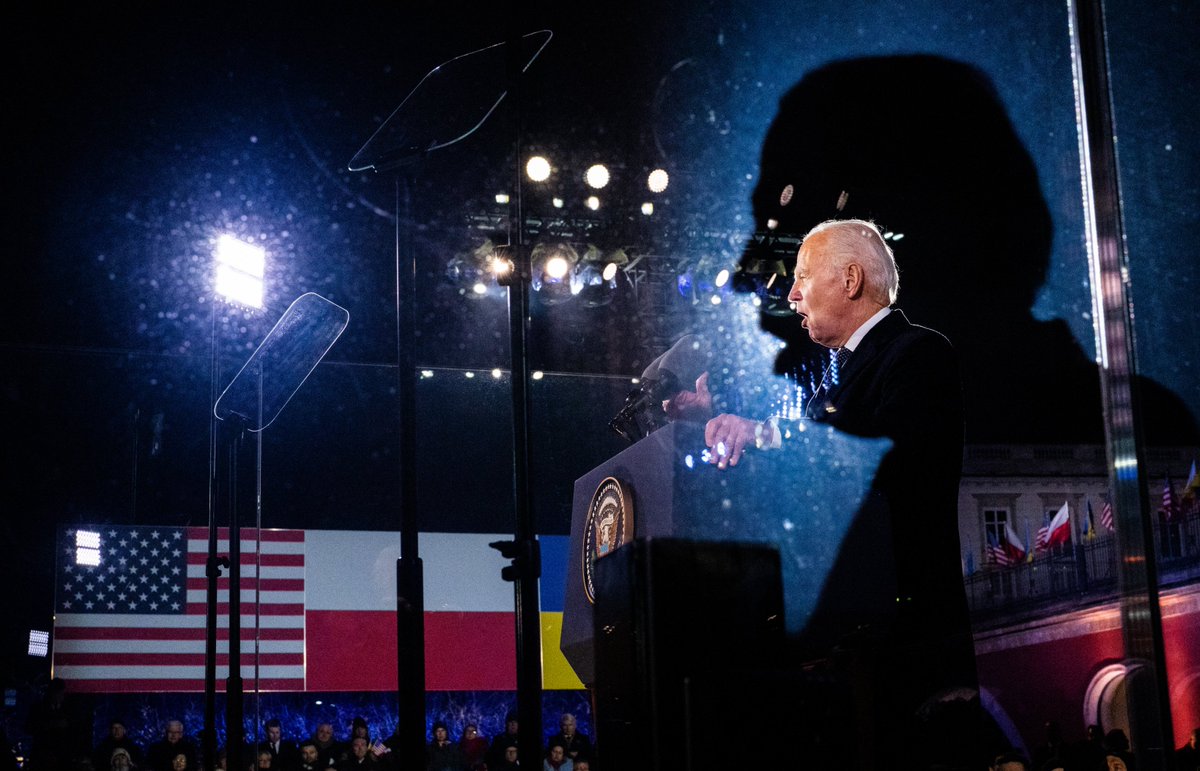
[457,725,487,771]
[337,738,374,771]
[258,720,298,771]
[257,750,274,770]
[171,753,190,771]
[146,721,198,771]
[349,719,370,745]
[110,748,135,771]
[94,719,143,771]
[26,678,89,771]
[989,752,1028,771]
[1177,728,1200,771]
[571,761,589,771]
[311,724,344,768]
[1103,729,1136,771]
[297,741,321,771]
[542,742,570,771]
[425,723,464,771]
[546,715,591,764]
[1030,721,1065,771]
[486,713,519,769]
[493,744,520,771]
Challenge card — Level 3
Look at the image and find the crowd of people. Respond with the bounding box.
[20,690,595,771]
[988,721,1200,771]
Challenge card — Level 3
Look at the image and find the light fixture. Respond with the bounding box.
[215,234,265,308]
[585,164,610,189]
[525,156,551,182]
[28,630,49,658]
[571,245,626,308]
[641,202,654,216]
[647,168,669,193]
[75,529,102,566]
[552,197,564,209]
[585,196,600,211]
[495,193,510,204]
[530,242,580,304]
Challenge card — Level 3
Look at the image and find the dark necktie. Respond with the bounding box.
[807,347,851,417]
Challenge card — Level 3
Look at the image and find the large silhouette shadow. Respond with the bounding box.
[741,54,1198,447]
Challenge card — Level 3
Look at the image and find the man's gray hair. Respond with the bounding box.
[802,219,899,305]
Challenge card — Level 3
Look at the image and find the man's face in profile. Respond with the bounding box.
[789,239,847,348]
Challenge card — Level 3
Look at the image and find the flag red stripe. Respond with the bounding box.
[186,554,303,567]
[185,578,304,591]
[54,653,304,666]
[186,528,305,542]
[186,603,303,615]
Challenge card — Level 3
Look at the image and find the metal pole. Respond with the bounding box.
[226,425,245,771]
[394,173,427,770]
[505,7,545,763]
[1067,0,1174,763]
[202,307,221,771]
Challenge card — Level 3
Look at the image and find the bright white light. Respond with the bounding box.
[525,156,551,182]
[495,193,510,204]
[714,269,730,288]
[602,263,618,282]
[684,454,694,469]
[585,164,610,189]
[531,371,545,380]
[552,197,564,208]
[75,530,101,549]
[76,547,101,566]
[892,232,905,240]
[491,368,503,379]
[648,168,669,193]
[472,282,488,295]
[641,202,654,216]
[28,630,49,658]
[215,235,265,308]
[752,295,762,307]
[545,256,570,280]
[766,218,779,230]
[420,370,434,378]
[710,295,722,305]
[585,196,600,211]
[314,701,323,706]
[490,257,513,278]
[631,378,640,384]
[465,372,475,379]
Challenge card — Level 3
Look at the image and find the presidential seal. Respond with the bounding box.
[582,476,633,604]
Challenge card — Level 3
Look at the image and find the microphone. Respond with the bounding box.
[609,334,712,442]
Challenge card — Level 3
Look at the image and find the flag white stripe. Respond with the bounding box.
[184,590,305,604]
[54,639,304,654]
[55,613,304,629]
[54,665,303,680]
[185,565,304,580]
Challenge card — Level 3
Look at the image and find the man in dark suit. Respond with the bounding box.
[704,218,979,769]
[258,720,298,771]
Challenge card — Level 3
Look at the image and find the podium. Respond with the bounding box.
[561,420,891,684]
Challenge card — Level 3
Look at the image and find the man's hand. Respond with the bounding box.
[663,371,713,422]
[704,413,759,469]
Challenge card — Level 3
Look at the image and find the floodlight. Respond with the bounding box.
[545,256,570,280]
[552,197,564,208]
[526,156,551,182]
[75,529,102,566]
[531,371,545,380]
[215,235,266,308]
[495,193,510,204]
[585,196,600,211]
[585,164,610,189]
[714,269,731,288]
[647,169,669,193]
[601,262,619,282]
[641,202,654,216]
[530,242,580,304]
[491,368,503,379]
[28,630,49,658]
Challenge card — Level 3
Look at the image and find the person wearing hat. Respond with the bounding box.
[94,720,143,771]
[110,748,134,771]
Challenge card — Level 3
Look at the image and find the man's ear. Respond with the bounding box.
[844,262,865,299]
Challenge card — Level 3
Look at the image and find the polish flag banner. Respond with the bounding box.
[1043,501,1072,549]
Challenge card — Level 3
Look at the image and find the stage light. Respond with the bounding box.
[648,168,669,193]
[465,372,475,379]
[526,156,551,182]
[602,262,619,282]
[472,282,488,295]
[545,256,570,280]
[585,164,610,189]
[641,202,654,215]
[495,193,510,204]
[215,235,265,308]
[28,630,49,658]
[571,245,623,308]
[714,269,730,288]
[76,529,101,566]
[552,197,564,208]
[420,370,435,378]
[585,196,600,211]
[531,371,544,380]
[491,368,503,379]
[445,255,490,299]
[710,295,722,305]
[530,242,580,304]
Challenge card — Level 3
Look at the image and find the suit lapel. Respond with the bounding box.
[832,309,909,396]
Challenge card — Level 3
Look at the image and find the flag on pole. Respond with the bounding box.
[1083,498,1096,541]
[1100,498,1115,532]
[1037,501,1071,551]
[1183,460,1199,516]
[1162,475,1179,522]
[987,525,1025,567]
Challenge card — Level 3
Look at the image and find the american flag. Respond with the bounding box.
[53,526,305,692]
[1100,499,1114,532]
[1162,475,1179,522]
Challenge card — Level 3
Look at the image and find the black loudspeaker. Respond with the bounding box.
[594,537,851,771]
